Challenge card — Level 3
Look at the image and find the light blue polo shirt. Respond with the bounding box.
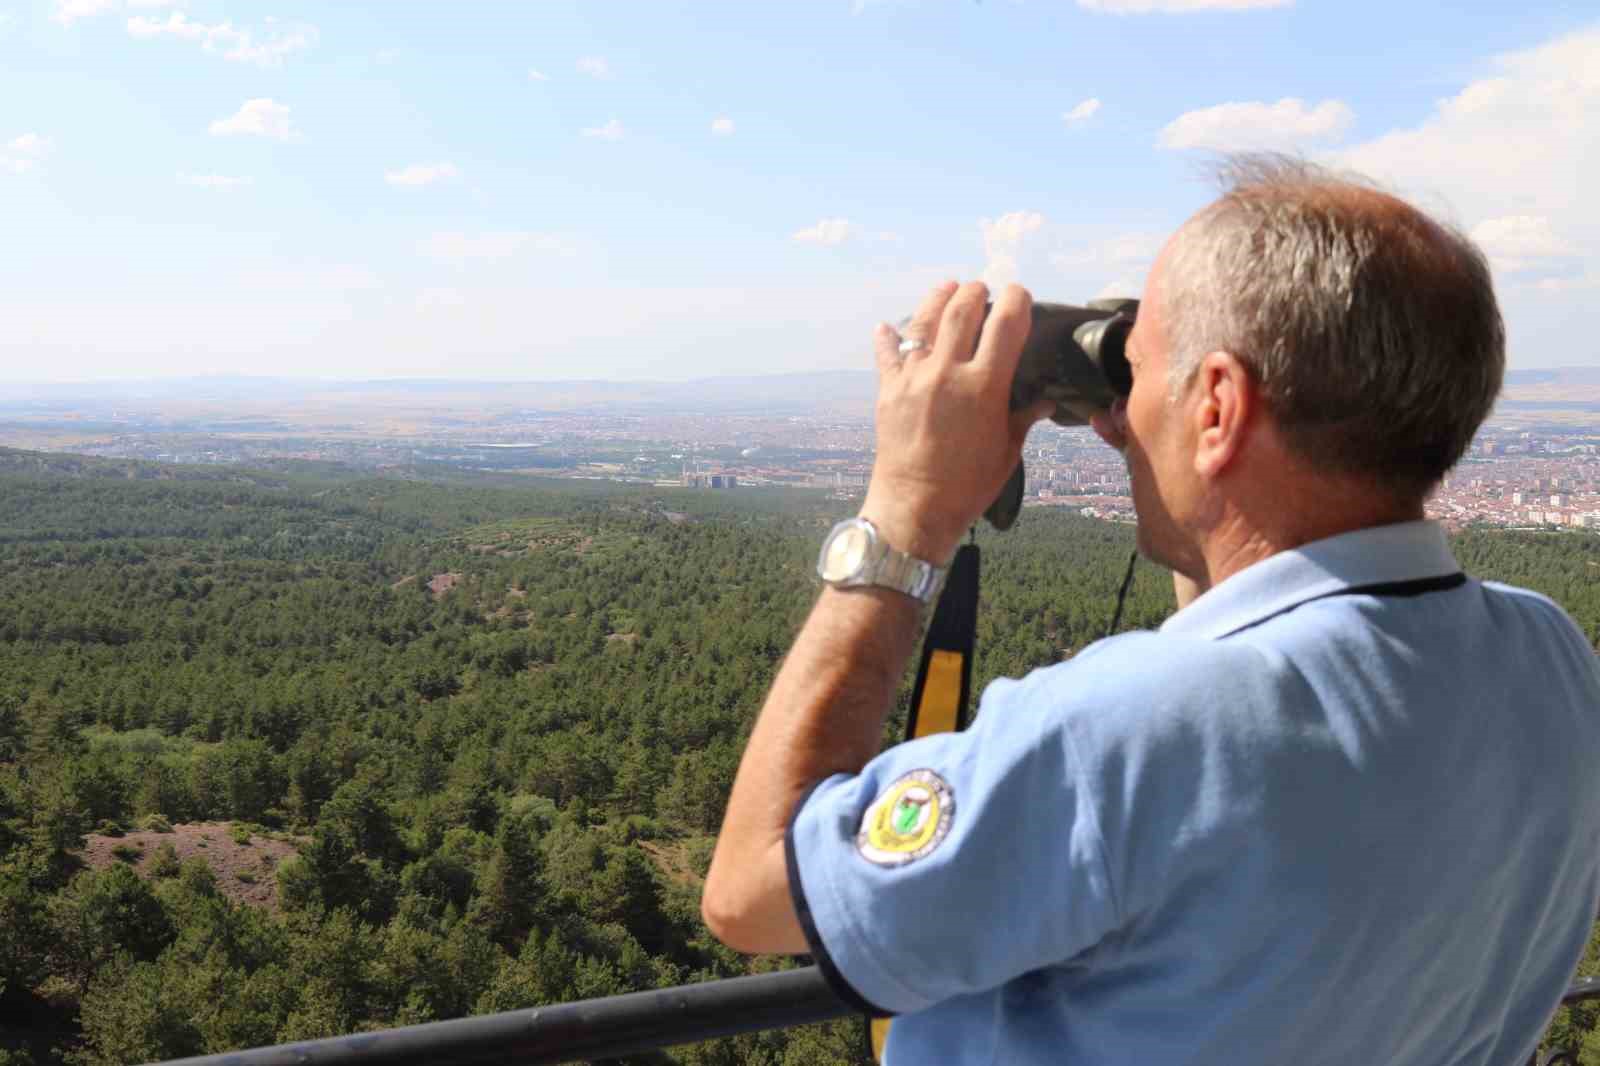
[788,521,1600,1065]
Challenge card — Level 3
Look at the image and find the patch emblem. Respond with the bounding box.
[856,769,954,867]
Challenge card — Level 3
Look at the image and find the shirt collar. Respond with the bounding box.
[1160,520,1461,641]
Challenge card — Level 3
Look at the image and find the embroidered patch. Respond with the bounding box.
[856,769,954,867]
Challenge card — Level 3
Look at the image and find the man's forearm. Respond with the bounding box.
[701,585,923,952]
[701,279,1042,954]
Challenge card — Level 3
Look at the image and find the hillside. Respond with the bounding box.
[0,450,1596,1065]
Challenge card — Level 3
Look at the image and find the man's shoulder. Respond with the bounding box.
[980,630,1290,746]
[1046,628,1279,695]
[1480,577,1584,621]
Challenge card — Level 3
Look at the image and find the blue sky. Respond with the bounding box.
[1,0,1596,383]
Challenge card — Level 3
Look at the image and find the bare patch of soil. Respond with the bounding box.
[427,572,463,597]
[638,839,705,889]
[80,821,300,911]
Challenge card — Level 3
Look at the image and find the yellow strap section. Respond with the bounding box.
[911,649,965,738]
[874,648,967,1061]
[871,1016,891,1059]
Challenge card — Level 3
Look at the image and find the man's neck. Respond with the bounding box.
[1192,477,1426,595]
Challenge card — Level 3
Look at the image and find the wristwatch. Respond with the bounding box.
[816,517,947,605]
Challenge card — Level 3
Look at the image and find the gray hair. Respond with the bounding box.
[1163,154,1504,498]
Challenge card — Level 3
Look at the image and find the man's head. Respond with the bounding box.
[1112,154,1505,581]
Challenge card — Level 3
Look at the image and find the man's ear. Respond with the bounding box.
[1192,350,1254,479]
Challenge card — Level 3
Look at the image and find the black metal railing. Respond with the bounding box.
[156,966,848,1066]
[154,970,1600,1066]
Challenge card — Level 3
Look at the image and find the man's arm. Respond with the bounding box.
[701,280,1049,953]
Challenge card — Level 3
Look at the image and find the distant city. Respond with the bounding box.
[2,370,1597,532]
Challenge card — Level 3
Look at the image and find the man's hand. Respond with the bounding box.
[1172,571,1202,609]
[702,284,1048,955]
[860,281,1053,564]
[1089,403,1128,454]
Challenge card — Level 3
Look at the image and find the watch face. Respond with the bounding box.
[821,522,872,581]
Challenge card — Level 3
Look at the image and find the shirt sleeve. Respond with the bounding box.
[786,667,1119,1016]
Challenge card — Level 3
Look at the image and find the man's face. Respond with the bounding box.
[1111,244,1204,576]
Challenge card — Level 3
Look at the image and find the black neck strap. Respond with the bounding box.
[1304,571,1467,603]
[1224,571,1468,637]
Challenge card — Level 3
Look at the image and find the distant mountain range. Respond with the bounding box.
[3,365,1596,419]
[1503,367,1600,386]
[0,371,883,417]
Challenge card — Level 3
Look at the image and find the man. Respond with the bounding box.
[701,157,1600,1064]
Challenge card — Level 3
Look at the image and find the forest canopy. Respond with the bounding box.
[0,448,1596,1065]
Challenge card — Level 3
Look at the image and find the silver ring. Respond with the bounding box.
[897,336,928,355]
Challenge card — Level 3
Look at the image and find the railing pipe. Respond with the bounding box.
[150,970,1600,1066]
[153,966,850,1066]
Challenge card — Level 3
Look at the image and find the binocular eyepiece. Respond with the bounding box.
[1009,298,1138,424]
[988,298,1139,530]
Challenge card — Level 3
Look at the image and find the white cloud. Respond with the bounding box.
[980,211,1046,288]
[711,116,735,136]
[1051,231,1163,299]
[1333,25,1600,362]
[3,132,54,174]
[580,119,625,141]
[528,68,549,81]
[983,211,1045,246]
[8,133,51,158]
[793,218,854,246]
[1063,98,1101,125]
[384,162,460,187]
[419,231,568,267]
[209,99,295,140]
[1050,231,1163,272]
[1470,215,1577,275]
[576,56,610,79]
[178,173,251,189]
[1094,277,1147,301]
[1078,0,1290,10]
[53,0,116,25]
[1337,28,1599,228]
[1158,97,1353,151]
[52,0,179,23]
[127,12,316,67]
[1533,274,1600,293]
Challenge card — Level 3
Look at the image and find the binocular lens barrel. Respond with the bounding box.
[1008,299,1138,427]
[971,298,1140,530]
[890,297,1138,531]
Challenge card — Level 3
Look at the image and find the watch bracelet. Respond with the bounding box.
[874,538,945,604]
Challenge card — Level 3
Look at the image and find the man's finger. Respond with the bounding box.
[899,281,959,359]
[1089,410,1127,453]
[934,281,990,364]
[873,322,903,377]
[1009,398,1056,450]
[972,283,1032,373]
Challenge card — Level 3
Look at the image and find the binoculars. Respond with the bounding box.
[986,298,1139,530]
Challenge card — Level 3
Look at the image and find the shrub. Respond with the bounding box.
[110,843,142,864]
[229,824,252,846]
[139,814,173,833]
[148,842,181,879]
